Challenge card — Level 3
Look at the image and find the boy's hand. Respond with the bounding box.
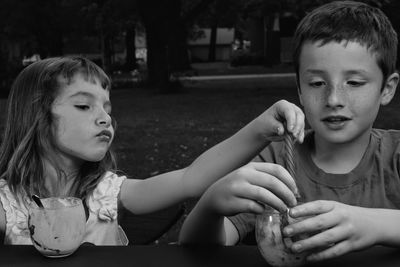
[283,200,378,261]
[198,162,299,216]
[256,100,305,143]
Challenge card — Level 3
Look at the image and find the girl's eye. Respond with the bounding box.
[75,105,90,110]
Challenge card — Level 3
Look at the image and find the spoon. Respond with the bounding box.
[32,195,44,209]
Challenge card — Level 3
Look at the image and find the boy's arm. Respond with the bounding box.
[179,198,240,245]
[375,208,400,247]
[180,162,299,245]
[281,201,400,262]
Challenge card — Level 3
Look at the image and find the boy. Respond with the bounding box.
[179,1,400,262]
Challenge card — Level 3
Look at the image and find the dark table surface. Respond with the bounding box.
[0,244,399,267]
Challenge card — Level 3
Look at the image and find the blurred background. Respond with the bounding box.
[1,0,400,244]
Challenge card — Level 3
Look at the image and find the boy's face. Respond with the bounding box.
[298,41,398,145]
[51,73,114,170]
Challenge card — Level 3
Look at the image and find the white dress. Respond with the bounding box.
[0,171,129,245]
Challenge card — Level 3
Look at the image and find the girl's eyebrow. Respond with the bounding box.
[69,91,112,107]
[69,91,94,99]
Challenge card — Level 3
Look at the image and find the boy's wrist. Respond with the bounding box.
[373,208,400,246]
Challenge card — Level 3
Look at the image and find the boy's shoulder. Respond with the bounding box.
[370,129,400,159]
[371,128,400,143]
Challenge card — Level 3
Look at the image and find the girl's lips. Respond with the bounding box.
[97,135,111,142]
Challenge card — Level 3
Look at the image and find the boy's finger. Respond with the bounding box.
[283,212,336,237]
[291,200,334,217]
[291,227,344,253]
[307,241,350,262]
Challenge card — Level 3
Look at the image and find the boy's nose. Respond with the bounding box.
[325,85,345,108]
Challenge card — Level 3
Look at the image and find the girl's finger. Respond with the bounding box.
[250,162,298,206]
[275,101,297,133]
[230,197,266,214]
[237,183,287,212]
[293,106,305,141]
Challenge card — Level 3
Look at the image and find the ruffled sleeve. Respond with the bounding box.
[86,172,126,222]
[0,179,31,244]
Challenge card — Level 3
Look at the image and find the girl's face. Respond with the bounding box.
[51,73,114,170]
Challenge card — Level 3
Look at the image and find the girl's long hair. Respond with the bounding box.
[0,56,117,201]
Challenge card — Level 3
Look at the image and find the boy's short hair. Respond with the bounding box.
[293,1,398,79]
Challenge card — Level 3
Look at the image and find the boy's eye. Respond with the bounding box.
[75,105,90,110]
[347,80,365,87]
[309,81,325,87]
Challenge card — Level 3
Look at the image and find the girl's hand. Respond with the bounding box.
[283,200,378,261]
[255,100,305,143]
[198,162,299,217]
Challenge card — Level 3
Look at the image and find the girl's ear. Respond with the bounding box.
[381,72,399,106]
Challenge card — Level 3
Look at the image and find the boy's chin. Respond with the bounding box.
[317,129,369,144]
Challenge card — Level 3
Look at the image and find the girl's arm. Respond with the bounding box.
[120,100,304,214]
[180,99,304,199]
[0,204,5,244]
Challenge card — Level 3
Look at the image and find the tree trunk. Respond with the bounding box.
[166,0,190,72]
[208,21,218,62]
[125,24,137,70]
[141,16,170,90]
[100,26,113,74]
[138,0,191,92]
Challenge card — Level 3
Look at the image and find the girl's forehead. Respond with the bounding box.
[56,73,110,101]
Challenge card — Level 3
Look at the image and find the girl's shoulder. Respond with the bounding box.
[86,172,127,222]
[93,171,127,197]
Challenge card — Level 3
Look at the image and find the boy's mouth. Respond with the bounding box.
[321,115,351,123]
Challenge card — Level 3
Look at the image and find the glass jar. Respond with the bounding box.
[255,205,310,267]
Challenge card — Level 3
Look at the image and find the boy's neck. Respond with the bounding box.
[311,130,371,174]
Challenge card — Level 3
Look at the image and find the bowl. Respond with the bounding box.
[28,197,86,258]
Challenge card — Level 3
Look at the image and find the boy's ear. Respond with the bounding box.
[296,81,304,106]
[381,72,399,106]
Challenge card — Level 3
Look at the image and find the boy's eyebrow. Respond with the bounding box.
[303,69,325,75]
[344,69,369,75]
[69,91,111,106]
[303,69,369,75]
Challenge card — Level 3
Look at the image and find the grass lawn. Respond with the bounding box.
[1,76,400,244]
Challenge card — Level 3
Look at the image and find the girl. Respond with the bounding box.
[0,56,304,245]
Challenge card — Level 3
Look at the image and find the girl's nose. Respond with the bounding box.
[96,110,112,127]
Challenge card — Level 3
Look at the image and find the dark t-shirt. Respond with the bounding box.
[228,129,400,243]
